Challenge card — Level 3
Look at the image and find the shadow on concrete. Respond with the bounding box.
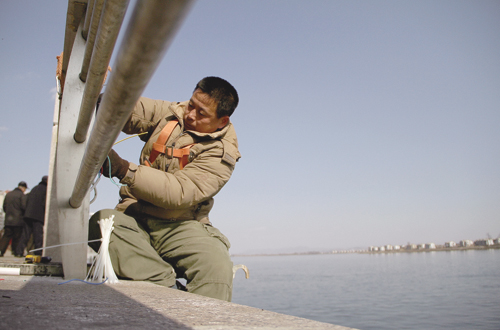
[0,276,192,329]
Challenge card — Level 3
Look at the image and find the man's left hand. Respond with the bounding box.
[102,149,129,180]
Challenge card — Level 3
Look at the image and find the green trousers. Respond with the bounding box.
[89,209,233,301]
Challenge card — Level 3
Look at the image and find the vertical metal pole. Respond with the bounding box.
[56,23,91,279]
[69,0,195,208]
[44,79,62,262]
[74,0,129,143]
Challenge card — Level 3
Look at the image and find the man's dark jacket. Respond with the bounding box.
[2,188,26,227]
[24,181,47,223]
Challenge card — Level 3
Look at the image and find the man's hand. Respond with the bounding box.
[102,149,129,180]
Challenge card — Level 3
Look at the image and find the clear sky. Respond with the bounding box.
[1,1,499,254]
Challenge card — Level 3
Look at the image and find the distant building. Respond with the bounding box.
[459,240,473,247]
[417,243,426,249]
[494,238,500,245]
[406,244,417,250]
[379,246,385,252]
[393,245,401,250]
[425,243,436,249]
[475,239,494,246]
[444,241,457,248]
[385,245,393,251]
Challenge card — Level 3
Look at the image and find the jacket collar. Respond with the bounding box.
[169,101,234,141]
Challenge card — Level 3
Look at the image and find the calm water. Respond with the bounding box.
[232,250,500,330]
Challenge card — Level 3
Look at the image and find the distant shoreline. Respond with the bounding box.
[231,245,500,257]
[359,245,500,254]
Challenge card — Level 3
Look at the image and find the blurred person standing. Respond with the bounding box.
[0,190,8,237]
[0,181,28,257]
[17,176,48,256]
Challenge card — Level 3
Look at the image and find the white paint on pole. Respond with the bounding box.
[44,78,62,262]
[55,23,90,280]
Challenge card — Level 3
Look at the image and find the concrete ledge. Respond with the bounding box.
[0,275,356,329]
[0,255,64,276]
[0,261,64,276]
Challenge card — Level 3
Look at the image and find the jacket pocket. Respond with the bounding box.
[203,224,231,250]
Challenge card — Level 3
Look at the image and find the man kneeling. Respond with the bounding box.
[89,77,240,301]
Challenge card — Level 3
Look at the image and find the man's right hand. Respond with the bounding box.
[102,149,129,180]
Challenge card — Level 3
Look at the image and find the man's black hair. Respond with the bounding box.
[194,77,239,118]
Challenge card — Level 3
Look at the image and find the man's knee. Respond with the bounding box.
[88,209,137,252]
[187,268,233,301]
[185,251,234,301]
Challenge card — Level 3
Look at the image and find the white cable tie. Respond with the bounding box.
[86,215,119,284]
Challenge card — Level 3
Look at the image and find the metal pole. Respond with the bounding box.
[80,0,106,82]
[61,0,87,90]
[69,0,195,208]
[56,22,91,279]
[82,0,95,40]
[44,78,62,263]
[74,0,128,143]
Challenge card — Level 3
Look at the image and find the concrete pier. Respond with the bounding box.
[0,256,356,330]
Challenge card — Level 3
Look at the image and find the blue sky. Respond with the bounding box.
[1,1,499,254]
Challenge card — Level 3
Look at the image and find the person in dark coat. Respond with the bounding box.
[0,181,28,257]
[17,176,48,256]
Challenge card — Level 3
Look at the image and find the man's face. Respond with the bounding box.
[184,89,229,133]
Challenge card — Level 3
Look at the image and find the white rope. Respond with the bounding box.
[29,239,102,253]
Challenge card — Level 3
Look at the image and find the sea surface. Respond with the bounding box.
[231,249,500,330]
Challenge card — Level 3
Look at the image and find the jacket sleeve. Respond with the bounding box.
[125,144,233,209]
[21,193,28,213]
[122,97,172,138]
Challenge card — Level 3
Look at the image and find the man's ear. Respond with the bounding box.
[217,116,230,129]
